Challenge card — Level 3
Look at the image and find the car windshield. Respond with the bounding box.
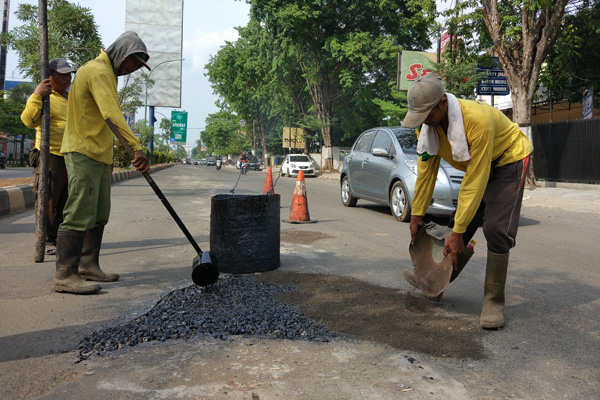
[289,155,311,162]
[392,128,418,155]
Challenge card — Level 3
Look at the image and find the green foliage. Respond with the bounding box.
[205,0,436,155]
[132,119,153,148]
[539,0,600,107]
[119,74,153,118]
[7,82,36,104]
[2,0,102,83]
[0,95,35,138]
[198,110,250,156]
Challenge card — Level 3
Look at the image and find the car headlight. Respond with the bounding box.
[291,163,296,168]
[405,159,418,175]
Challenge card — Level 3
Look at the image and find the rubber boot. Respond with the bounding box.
[53,230,102,294]
[78,225,119,282]
[480,251,509,329]
[402,247,474,301]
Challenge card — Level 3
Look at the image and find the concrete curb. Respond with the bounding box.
[0,164,174,219]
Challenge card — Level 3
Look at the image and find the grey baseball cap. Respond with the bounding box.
[49,58,75,74]
[401,73,445,128]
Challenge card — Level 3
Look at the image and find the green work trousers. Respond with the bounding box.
[60,152,111,232]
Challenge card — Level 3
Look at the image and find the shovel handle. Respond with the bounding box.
[105,118,203,255]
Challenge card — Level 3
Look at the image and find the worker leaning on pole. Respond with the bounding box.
[401,73,532,329]
[21,58,75,257]
[53,31,151,295]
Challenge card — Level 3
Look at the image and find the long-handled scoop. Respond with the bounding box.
[105,118,218,286]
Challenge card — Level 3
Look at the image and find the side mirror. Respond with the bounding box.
[372,148,390,158]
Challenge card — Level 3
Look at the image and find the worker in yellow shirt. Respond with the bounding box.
[54,32,150,295]
[21,58,74,256]
[401,73,532,329]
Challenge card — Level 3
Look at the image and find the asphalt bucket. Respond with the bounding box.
[210,194,280,274]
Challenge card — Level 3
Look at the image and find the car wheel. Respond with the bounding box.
[280,168,285,176]
[287,168,293,177]
[390,181,411,222]
[341,176,358,207]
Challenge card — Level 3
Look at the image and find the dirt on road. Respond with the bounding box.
[0,270,485,400]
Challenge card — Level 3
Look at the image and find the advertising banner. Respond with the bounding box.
[399,51,437,90]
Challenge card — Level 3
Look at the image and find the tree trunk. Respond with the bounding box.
[481,1,570,188]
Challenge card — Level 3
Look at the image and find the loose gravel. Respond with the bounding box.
[77,275,336,360]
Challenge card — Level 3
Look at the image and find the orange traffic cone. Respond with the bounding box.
[263,167,275,195]
[283,170,317,224]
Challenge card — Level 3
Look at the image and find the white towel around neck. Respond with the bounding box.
[416,93,471,162]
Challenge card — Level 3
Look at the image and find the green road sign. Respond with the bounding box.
[170,111,188,144]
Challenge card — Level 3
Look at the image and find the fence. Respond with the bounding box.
[532,118,600,184]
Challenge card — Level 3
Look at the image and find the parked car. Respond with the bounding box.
[280,154,316,177]
[340,126,464,222]
[206,157,217,166]
[247,156,262,171]
[199,158,207,165]
[0,152,6,169]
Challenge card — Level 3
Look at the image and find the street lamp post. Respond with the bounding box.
[145,58,184,164]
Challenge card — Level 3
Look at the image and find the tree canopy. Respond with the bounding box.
[1,0,103,83]
[205,0,436,166]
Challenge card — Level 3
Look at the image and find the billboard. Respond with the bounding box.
[283,127,304,150]
[125,0,183,108]
[399,51,436,90]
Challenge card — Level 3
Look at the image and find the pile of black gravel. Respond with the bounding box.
[77,276,335,360]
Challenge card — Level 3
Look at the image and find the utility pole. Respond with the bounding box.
[0,0,9,91]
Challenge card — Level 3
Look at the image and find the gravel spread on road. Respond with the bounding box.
[77,275,336,360]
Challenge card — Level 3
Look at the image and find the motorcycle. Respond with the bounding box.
[241,161,248,175]
[215,159,222,171]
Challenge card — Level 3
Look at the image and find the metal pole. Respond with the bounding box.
[149,105,155,164]
[144,58,184,165]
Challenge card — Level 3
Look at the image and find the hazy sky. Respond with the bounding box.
[5,0,251,149]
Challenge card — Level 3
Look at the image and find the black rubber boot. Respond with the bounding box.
[480,251,509,329]
[53,230,101,294]
[79,225,119,282]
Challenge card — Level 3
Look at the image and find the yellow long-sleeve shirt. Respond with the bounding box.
[62,49,142,165]
[20,91,68,156]
[412,99,532,233]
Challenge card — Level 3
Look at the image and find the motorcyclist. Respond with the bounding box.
[215,156,222,170]
[240,152,249,173]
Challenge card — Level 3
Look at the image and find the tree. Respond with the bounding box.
[200,110,249,156]
[539,0,600,109]
[248,0,436,170]
[1,0,102,83]
[442,0,573,184]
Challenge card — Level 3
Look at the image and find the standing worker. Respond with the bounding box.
[21,58,75,256]
[53,31,151,294]
[401,73,532,329]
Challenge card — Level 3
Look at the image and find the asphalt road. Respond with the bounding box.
[0,166,34,180]
[1,164,599,399]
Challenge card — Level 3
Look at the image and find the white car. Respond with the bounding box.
[280,154,316,177]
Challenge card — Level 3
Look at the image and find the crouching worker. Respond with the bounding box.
[401,73,532,328]
[53,32,151,294]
